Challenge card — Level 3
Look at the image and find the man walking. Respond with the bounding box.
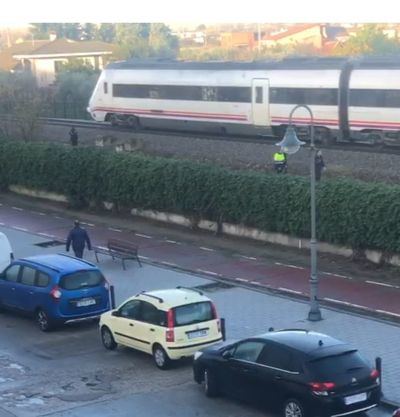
[66,220,92,258]
[69,127,78,146]
[315,150,326,181]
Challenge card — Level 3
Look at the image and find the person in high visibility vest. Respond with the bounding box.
[273,151,287,173]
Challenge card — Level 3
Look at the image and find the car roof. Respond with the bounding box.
[131,287,211,309]
[19,254,98,274]
[256,330,352,360]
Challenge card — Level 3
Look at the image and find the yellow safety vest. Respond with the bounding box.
[274,152,286,162]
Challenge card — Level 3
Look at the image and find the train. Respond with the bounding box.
[87,56,400,145]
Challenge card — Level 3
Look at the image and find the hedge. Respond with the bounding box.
[0,140,400,253]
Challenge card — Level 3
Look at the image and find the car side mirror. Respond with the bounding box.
[222,350,232,360]
[111,310,120,317]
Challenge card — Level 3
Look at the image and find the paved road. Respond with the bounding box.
[0,197,399,322]
[0,226,398,417]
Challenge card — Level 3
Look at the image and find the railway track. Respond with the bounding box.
[40,117,400,156]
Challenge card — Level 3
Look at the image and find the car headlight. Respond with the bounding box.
[194,351,203,361]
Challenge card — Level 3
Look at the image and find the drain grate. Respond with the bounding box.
[192,282,235,293]
[35,240,64,248]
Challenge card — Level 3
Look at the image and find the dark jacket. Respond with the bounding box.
[66,226,91,251]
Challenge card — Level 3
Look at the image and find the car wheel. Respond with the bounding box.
[153,345,170,370]
[101,326,117,350]
[36,309,53,332]
[284,399,306,417]
[204,368,219,397]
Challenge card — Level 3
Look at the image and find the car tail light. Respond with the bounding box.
[370,369,380,383]
[210,302,218,319]
[50,286,62,301]
[166,329,175,342]
[217,319,221,333]
[166,309,175,342]
[309,382,336,396]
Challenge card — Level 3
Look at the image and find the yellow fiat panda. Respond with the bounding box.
[99,287,223,369]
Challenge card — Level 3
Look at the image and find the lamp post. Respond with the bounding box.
[276,104,322,321]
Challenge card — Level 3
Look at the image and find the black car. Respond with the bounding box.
[193,329,380,417]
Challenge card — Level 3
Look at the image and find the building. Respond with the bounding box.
[220,32,257,49]
[261,24,325,49]
[0,36,116,87]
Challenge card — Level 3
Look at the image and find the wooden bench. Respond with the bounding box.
[94,238,142,270]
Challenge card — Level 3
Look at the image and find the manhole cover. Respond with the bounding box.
[192,282,235,293]
[35,240,64,248]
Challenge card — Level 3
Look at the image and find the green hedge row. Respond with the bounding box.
[0,140,400,253]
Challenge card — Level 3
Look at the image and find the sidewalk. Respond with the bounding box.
[1,192,400,323]
[0,192,399,407]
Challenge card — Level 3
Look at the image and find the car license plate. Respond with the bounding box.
[77,298,96,307]
[344,392,367,405]
[188,329,208,339]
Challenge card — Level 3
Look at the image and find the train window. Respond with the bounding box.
[112,83,251,103]
[349,89,384,107]
[202,87,218,101]
[270,88,337,105]
[113,84,148,98]
[218,87,251,103]
[255,87,263,103]
[383,90,400,107]
[149,87,160,99]
[103,82,108,94]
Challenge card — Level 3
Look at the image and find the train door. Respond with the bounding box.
[251,79,270,126]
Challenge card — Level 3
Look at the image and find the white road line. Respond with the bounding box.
[54,216,64,220]
[161,261,178,268]
[165,240,180,244]
[108,227,122,232]
[96,246,107,250]
[323,298,352,306]
[196,269,219,276]
[278,287,303,295]
[199,247,215,252]
[235,278,249,282]
[250,281,264,286]
[0,222,4,226]
[239,255,257,261]
[366,280,398,289]
[0,203,2,206]
[375,310,400,318]
[38,232,55,238]
[11,207,23,211]
[275,262,305,270]
[31,211,46,216]
[135,233,152,239]
[12,226,28,232]
[323,272,352,279]
[138,255,150,260]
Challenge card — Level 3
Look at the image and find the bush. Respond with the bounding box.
[0,141,400,253]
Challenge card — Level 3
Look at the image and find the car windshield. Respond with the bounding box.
[173,301,213,326]
[59,270,104,290]
[307,350,367,379]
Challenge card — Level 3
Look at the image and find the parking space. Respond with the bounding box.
[0,226,398,416]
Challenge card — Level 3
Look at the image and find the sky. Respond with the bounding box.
[0,0,399,25]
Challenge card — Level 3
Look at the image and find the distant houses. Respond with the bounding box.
[0,35,116,87]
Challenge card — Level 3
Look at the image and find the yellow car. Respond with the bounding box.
[99,287,223,369]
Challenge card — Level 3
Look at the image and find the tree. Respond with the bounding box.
[148,23,179,58]
[115,23,178,59]
[98,23,116,43]
[0,72,47,141]
[333,24,400,56]
[29,23,84,41]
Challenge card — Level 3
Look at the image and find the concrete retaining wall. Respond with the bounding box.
[9,185,400,267]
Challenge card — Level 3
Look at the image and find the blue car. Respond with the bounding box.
[0,254,110,331]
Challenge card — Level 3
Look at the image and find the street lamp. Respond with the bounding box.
[276,104,322,321]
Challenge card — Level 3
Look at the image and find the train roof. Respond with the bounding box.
[106,56,400,71]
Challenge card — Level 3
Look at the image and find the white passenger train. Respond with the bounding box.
[87,57,400,145]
